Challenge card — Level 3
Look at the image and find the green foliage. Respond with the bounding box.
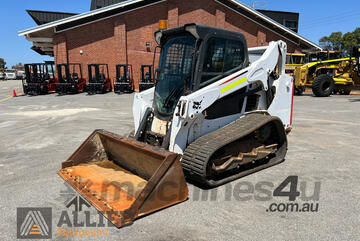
[319,28,360,56]
[353,28,360,44]
[0,58,5,69]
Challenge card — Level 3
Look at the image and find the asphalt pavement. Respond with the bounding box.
[0,80,359,240]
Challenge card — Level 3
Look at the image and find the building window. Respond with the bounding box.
[284,20,298,32]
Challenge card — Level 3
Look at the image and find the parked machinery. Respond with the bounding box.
[306,50,342,63]
[58,24,293,228]
[87,64,112,94]
[114,64,134,94]
[56,64,86,95]
[295,46,360,96]
[23,61,56,95]
[285,53,305,94]
[139,65,155,91]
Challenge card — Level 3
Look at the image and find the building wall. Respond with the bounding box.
[257,10,299,32]
[53,0,302,90]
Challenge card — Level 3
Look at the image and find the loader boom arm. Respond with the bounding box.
[167,41,292,153]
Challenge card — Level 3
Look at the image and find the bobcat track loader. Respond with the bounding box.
[58,24,293,228]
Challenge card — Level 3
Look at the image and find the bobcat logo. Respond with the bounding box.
[193,100,203,110]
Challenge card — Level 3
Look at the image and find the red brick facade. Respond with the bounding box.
[53,0,302,90]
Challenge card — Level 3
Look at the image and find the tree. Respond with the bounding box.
[319,36,332,50]
[353,28,360,44]
[0,58,5,69]
[319,27,360,56]
[319,32,343,51]
[329,32,343,51]
[342,32,357,55]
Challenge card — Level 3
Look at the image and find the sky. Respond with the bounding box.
[0,0,359,68]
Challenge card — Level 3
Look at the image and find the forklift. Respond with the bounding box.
[87,64,112,94]
[56,63,86,95]
[114,64,134,94]
[23,61,56,95]
[139,65,154,91]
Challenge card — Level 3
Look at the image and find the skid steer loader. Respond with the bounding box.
[58,24,293,228]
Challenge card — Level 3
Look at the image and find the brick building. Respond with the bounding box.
[19,0,320,90]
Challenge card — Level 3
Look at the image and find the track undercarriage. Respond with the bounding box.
[182,113,287,187]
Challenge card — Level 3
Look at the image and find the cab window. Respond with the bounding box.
[201,37,245,85]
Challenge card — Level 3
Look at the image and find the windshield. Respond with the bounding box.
[292,56,304,64]
[154,34,196,117]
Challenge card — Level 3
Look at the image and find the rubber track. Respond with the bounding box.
[182,113,286,187]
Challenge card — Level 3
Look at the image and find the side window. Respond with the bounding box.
[224,39,245,72]
[286,55,292,65]
[203,38,226,73]
[201,37,245,85]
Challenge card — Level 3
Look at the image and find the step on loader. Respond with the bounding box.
[58,24,293,228]
[56,63,86,95]
[114,64,134,94]
[87,64,112,94]
[23,61,56,95]
[139,65,155,92]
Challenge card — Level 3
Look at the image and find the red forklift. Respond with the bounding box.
[22,61,56,95]
[114,64,134,94]
[56,63,86,95]
[87,64,112,94]
[139,65,155,92]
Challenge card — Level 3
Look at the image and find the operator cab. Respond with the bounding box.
[286,53,305,65]
[153,23,248,120]
[137,24,249,147]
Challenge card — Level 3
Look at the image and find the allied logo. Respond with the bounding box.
[17,208,52,239]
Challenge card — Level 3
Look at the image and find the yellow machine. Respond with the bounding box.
[306,50,342,63]
[285,53,306,77]
[295,46,360,96]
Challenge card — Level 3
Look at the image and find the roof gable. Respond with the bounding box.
[26,10,77,26]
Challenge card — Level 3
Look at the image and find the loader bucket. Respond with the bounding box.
[57,130,188,228]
